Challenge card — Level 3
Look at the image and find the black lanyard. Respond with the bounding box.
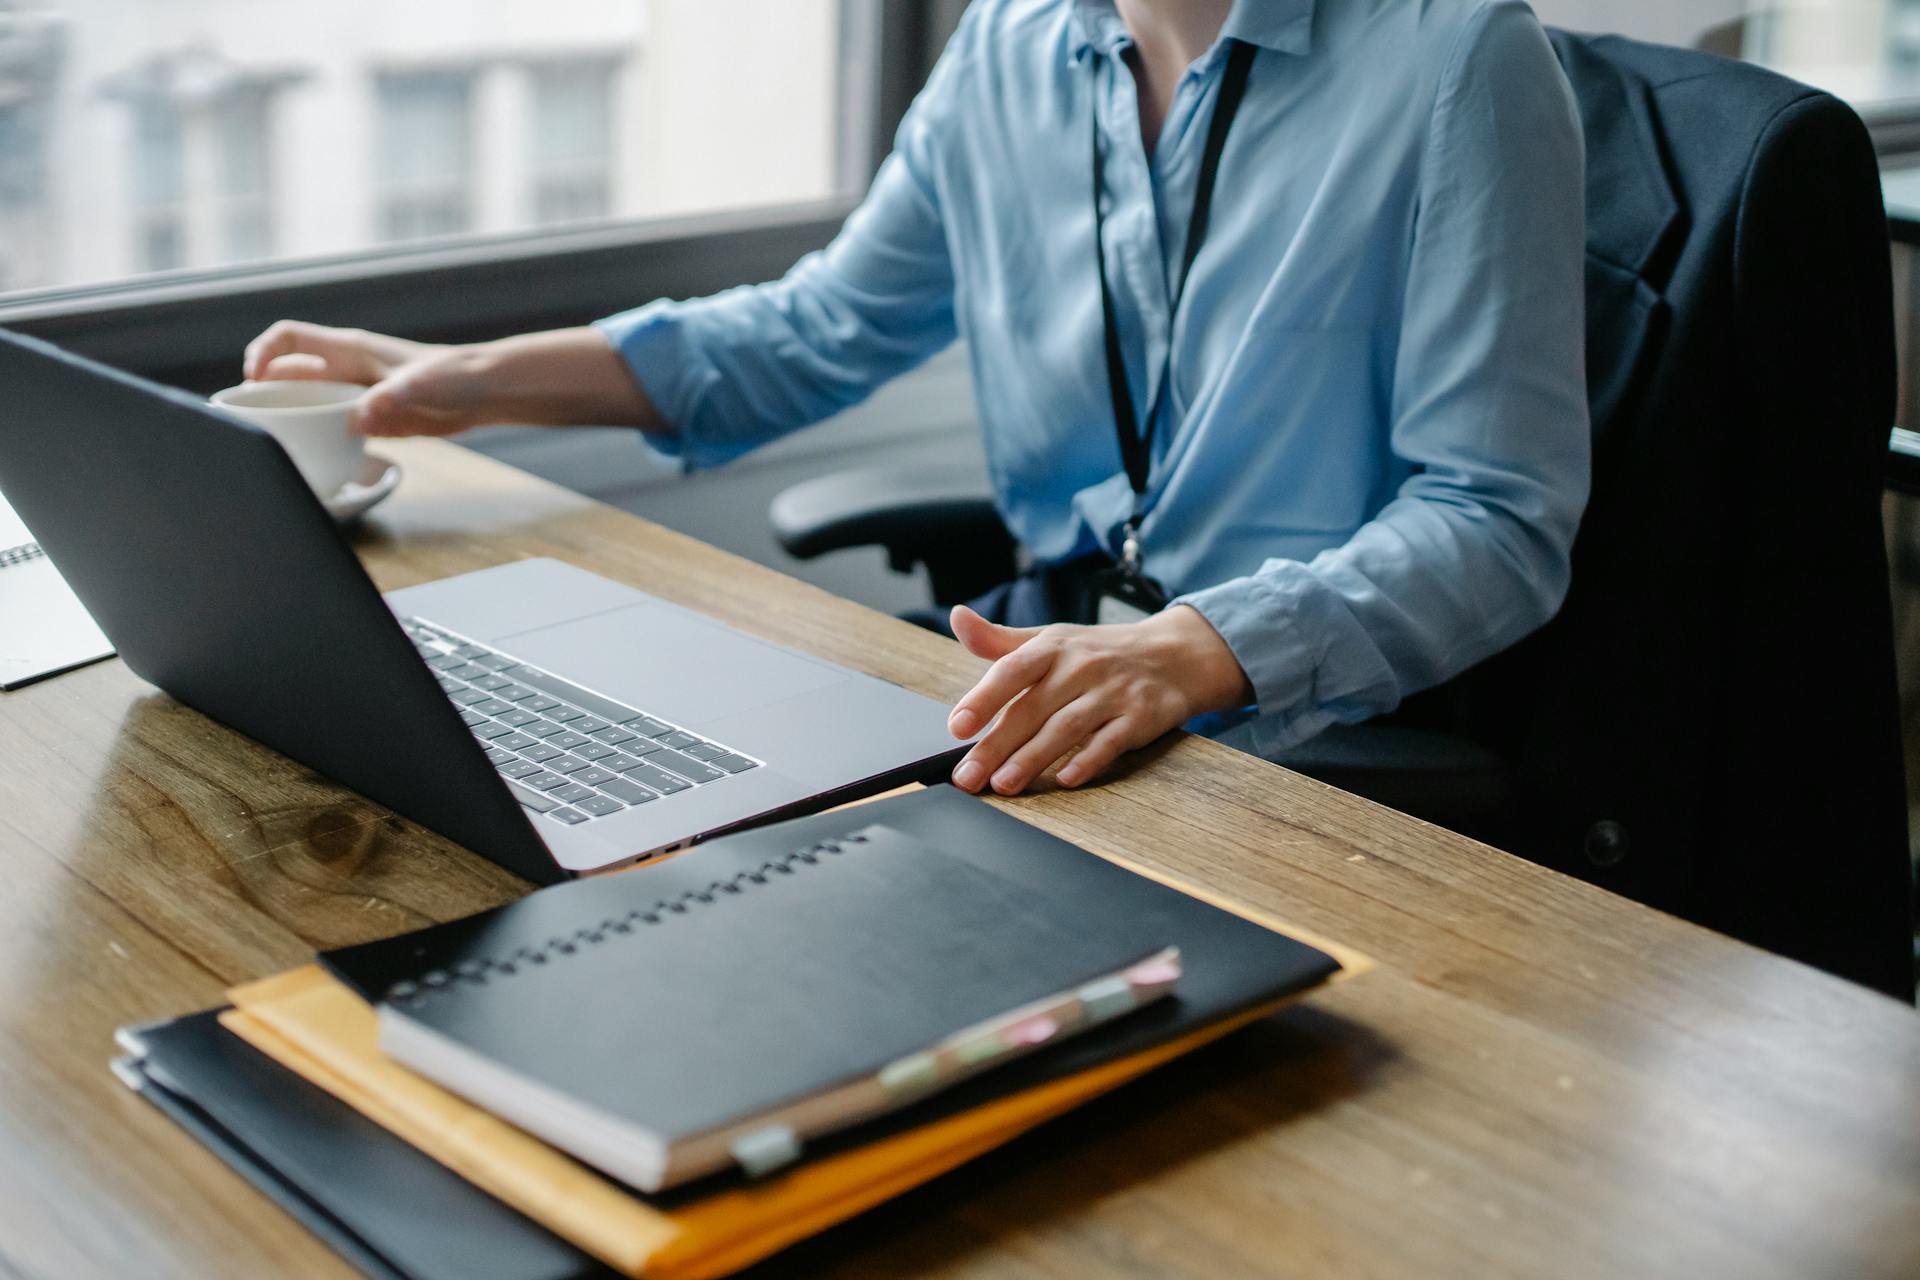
[1092,38,1255,575]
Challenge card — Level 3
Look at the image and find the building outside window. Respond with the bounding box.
[0,6,59,292]
[213,88,272,263]
[102,42,299,278]
[0,97,49,290]
[0,0,863,299]
[529,59,615,226]
[374,70,474,244]
[129,98,185,272]
[5,1,1915,306]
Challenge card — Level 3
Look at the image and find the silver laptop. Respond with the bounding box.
[388,557,963,872]
[0,326,967,880]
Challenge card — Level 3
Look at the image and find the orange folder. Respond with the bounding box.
[221,857,1368,1279]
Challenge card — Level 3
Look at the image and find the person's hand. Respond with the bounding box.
[241,320,665,436]
[244,319,431,387]
[945,603,1251,794]
[242,320,496,438]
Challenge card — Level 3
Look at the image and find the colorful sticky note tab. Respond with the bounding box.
[730,1124,803,1178]
[1078,975,1137,1021]
[954,1033,1008,1066]
[1125,955,1182,987]
[1004,1015,1060,1048]
[878,1052,939,1093]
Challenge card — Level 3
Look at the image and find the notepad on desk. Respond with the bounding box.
[337,822,1187,1191]
[0,487,112,690]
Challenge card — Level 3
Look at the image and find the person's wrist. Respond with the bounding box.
[1141,604,1253,717]
[361,328,441,379]
[436,342,508,417]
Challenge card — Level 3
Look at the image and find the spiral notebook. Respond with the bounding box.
[0,488,113,689]
[321,789,1342,1195]
[332,822,1182,1192]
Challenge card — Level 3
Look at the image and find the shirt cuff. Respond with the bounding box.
[1173,573,1337,758]
[593,302,727,471]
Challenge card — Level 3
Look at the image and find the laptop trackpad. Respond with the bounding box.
[498,603,847,727]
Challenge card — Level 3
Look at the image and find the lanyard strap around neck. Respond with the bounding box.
[1092,37,1256,511]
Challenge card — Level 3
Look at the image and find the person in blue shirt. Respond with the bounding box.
[244,0,1588,799]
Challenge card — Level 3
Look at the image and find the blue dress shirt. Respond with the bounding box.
[597,0,1589,755]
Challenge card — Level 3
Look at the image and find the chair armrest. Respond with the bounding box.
[770,462,1001,558]
[769,463,1018,607]
[1891,427,1920,496]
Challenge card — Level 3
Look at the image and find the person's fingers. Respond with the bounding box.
[243,319,310,381]
[951,663,1090,791]
[984,692,1115,794]
[257,352,336,381]
[948,629,1060,740]
[353,381,467,438]
[950,606,1042,662]
[1054,716,1142,788]
[244,319,397,385]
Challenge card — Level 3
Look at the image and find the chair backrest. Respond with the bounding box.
[1432,31,1911,996]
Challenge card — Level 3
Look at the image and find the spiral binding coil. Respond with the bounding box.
[0,542,47,570]
[384,829,874,1006]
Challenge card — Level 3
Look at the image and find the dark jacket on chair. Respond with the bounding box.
[1436,32,1910,997]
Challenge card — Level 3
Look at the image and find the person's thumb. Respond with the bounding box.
[352,372,466,438]
[950,604,1042,660]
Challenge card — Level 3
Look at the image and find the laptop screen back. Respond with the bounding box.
[0,328,558,884]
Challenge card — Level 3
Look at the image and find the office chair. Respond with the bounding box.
[769,32,1914,998]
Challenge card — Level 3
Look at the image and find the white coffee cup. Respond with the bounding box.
[210,380,368,499]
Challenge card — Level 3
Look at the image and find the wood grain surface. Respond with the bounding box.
[2,438,1915,1279]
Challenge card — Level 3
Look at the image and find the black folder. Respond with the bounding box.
[114,1009,610,1280]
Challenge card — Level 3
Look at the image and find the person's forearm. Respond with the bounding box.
[462,328,669,434]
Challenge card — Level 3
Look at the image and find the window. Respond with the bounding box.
[97,40,298,279]
[0,0,878,301]
[0,98,50,292]
[213,91,274,263]
[0,7,56,292]
[130,102,186,273]
[375,72,476,244]
[1525,1,1741,51]
[530,61,616,227]
[1531,1,1910,113]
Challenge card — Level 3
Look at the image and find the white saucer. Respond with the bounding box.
[324,454,402,523]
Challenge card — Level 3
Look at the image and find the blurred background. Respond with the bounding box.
[0,0,856,293]
[5,0,1916,296]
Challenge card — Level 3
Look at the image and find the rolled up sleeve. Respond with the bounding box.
[595,34,968,469]
[1175,2,1590,754]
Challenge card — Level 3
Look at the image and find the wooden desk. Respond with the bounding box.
[2,438,1915,1279]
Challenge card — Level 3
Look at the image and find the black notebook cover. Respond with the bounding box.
[324,787,1341,1179]
[359,821,1179,1166]
[114,1009,610,1280]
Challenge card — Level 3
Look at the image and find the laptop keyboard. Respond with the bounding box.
[401,616,760,826]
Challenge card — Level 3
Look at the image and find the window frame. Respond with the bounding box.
[0,0,957,389]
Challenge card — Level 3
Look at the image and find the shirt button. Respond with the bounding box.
[1583,819,1630,868]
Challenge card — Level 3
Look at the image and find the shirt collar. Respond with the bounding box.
[1069,0,1315,65]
